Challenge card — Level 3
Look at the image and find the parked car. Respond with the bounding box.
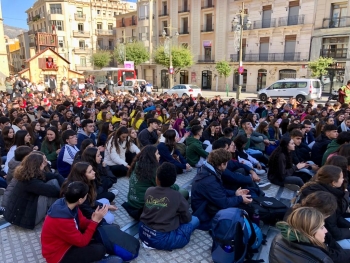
[257,79,322,103]
[164,84,202,97]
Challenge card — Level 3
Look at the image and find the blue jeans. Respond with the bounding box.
[139,216,199,250]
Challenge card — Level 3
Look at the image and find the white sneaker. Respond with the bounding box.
[258,182,271,190]
[110,189,119,196]
[142,242,155,250]
[254,168,266,175]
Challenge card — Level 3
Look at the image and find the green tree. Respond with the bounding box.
[114,41,149,65]
[91,50,112,69]
[153,45,194,74]
[308,57,334,78]
[215,61,233,96]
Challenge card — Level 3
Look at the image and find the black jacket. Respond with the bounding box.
[269,234,333,263]
[268,152,297,186]
[311,134,332,166]
[4,173,64,229]
[299,182,350,240]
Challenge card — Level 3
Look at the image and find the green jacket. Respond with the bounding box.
[127,164,179,209]
[41,140,59,162]
[321,140,340,166]
[185,136,209,167]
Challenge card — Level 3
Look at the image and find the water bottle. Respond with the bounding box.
[223,245,234,253]
[252,209,260,226]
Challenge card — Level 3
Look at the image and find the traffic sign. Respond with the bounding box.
[169,66,174,74]
[238,66,244,74]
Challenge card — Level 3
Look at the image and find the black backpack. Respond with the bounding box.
[249,197,288,225]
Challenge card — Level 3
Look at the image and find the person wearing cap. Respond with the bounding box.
[137,118,161,147]
[311,124,339,166]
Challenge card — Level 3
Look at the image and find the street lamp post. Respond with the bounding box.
[162,19,179,89]
[232,2,251,99]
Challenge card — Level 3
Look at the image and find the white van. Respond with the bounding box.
[257,79,322,103]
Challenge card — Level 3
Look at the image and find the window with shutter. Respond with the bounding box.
[38,58,46,69]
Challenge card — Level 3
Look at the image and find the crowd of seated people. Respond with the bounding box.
[1,80,350,262]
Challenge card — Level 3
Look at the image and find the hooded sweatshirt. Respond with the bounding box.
[185,136,209,167]
[77,128,96,149]
[6,158,20,184]
[41,198,99,263]
[322,140,340,166]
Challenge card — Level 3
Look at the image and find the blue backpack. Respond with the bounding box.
[210,208,262,263]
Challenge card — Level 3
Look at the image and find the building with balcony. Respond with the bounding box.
[310,0,350,93]
[25,0,136,74]
[6,39,22,74]
[228,0,315,92]
[126,0,227,90]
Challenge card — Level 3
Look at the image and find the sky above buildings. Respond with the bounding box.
[1,0,137,29]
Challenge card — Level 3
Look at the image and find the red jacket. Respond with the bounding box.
[41,198,99,263]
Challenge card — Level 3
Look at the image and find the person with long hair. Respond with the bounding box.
[22,123,41,150]
[1,126,14,162]
[41,181,110,263]
[12,117,24,133]
[122,145,184,220]
[128,127,140,148]
[104,126,140,177]
[81,147,117,202]
[297,165,350,249]
[234,135,266,175]
[201,121,221,145]
[157,129,191,174]
[3,153,64,229]
[60,162,117,224]
[131,111,144,131]
[4,130,33,173]
[269,207,331,262]
[97,122,113,147]
[41,127,61,169]
[268,137,309,191]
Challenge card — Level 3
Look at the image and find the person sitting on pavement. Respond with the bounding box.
[191,148,252,230]
[311,124,338,166]
[139,162,199,250]
[137,118,161,147]
[289,191,350,263]
[123,145,188,220]
[269,207,332,263]
[41,181,121,263]
[104,126,140,177]
[268,137,310,191]
[186,125,209,167]
[211,138,268,197]
[157,129,191,174]
[237,119,269,164]
[60,161,117,225]
[57,130,79,177]
[297,165,350,249]
[322,131,350,165]
[77,119,96,149]
[4,152,64,229]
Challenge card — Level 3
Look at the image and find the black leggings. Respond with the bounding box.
[60,242,106,263]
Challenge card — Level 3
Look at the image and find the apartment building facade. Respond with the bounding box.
[116,0,228,90]
[120,0,315,92]
[228,0,315,92]
[6,39,22,74]
[25,0,136,73]
[310,0,350,93]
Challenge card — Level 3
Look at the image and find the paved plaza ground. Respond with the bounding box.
[0,167,296,263]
